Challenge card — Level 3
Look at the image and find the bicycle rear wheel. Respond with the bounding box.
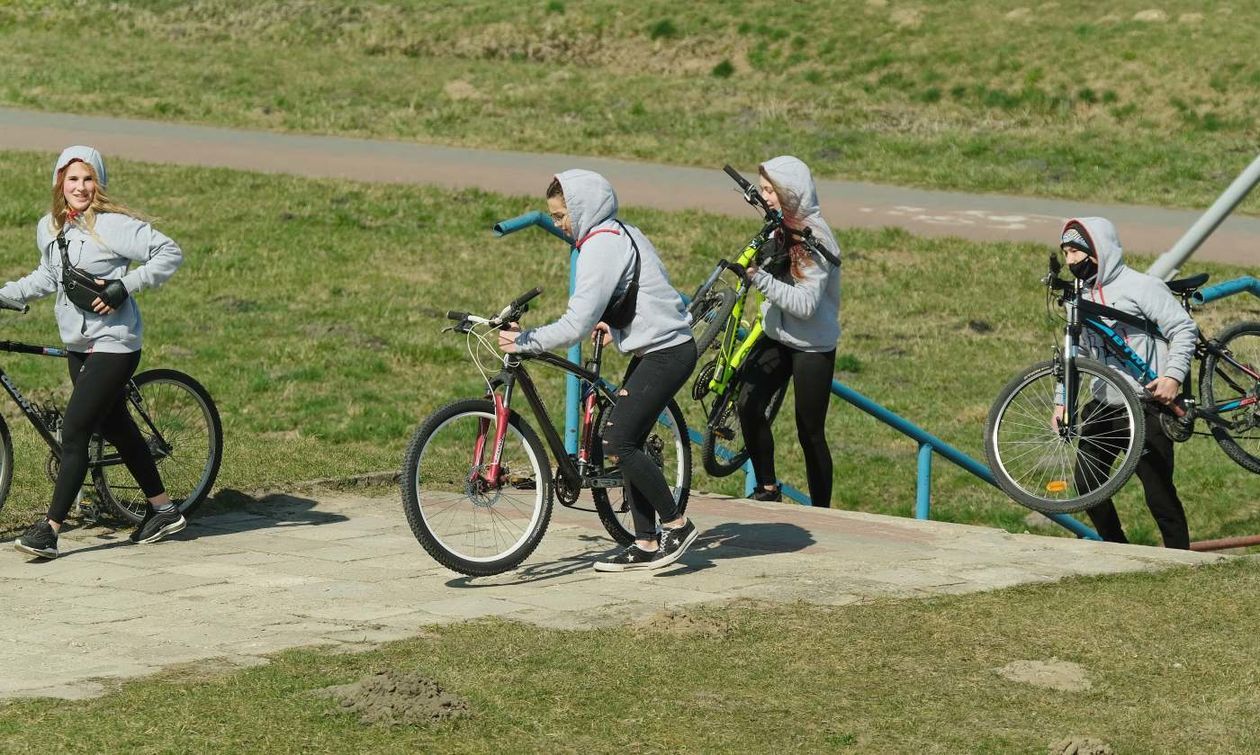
[93,369,223,523]
[592,398,692,545]
[401,399,553,576]
[701,378,787,478]
[985,357,1145,514]
[1202,321,1260,474]
[0,417,12,515]
[687,283,738,356]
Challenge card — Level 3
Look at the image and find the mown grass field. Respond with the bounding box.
[1,1,1258,211]
[0,149,1256,547]
[1,559,1257,752]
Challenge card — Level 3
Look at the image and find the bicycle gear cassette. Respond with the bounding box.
[691,359,716,401]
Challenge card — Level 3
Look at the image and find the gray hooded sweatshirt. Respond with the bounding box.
[0,147,183,353]
[1068,217,1197,405]
[514,169,691,357]
[750,156,841,352]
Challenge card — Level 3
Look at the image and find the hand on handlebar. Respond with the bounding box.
[498,322,522,353]
[591,322,612,347]
[1145,376,1181,407]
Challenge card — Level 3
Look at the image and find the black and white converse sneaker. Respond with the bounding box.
[650,520,698,570]
[594,544,659,572]
[132,506,186,544]
[14,520,59,559]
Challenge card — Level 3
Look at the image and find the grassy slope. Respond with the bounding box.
[0,1,1258,211]
[0,150,1256,545]
[0,559,1258,752]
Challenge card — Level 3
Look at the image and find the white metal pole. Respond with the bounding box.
[1147,154,1260,280]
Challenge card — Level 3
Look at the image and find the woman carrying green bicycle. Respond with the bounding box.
[740,156,841,507]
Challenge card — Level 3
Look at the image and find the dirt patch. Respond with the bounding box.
[635,609,731,638]
[995,659,1092,691]
[1047,736,1114,755]
[314,670,469,726]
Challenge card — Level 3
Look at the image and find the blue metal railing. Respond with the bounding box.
[1195,276,1260,305]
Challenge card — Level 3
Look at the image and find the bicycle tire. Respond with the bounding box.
[0,417,13,514]
[701,377,787,478]
[688,284,739,356]
[93,369,223,523]
[401,399,553,576]
[985,357,1145,514]
[1202,320,1260,474]
[592,398,692,546]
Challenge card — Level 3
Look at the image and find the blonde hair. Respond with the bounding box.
[758,166,814,282]
[50,159,150,239]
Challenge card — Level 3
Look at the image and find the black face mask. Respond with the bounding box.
[1069,255,1098,281]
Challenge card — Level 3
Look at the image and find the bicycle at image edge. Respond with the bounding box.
[984,254,1260,514]
[401,288,692,577]
[685,165,840,478]
[0,293,223,523]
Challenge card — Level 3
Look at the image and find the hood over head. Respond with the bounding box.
[53,145,108,187]
[1061,217,1125,287]
[554,169,617,243]
[759,155,839,260]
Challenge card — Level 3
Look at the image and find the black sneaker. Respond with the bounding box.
[132,506,186,544]
[14,520,58,559]
[129,506,157,543]
[751,485,782,502]
[594,544,659,572]
[651,520,698,570]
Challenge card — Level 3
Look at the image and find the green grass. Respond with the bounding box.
[0,1,1258,211]
[2,558,1259,752]
[0,149,1257,546]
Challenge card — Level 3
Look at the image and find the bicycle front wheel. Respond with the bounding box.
[701,378,787,478]
[93,369,223,523]
[985,357,1145,514]
[592,398,692,545]
[401,399,553,576]
[687,282,738,356]
[1202,320,1260,474]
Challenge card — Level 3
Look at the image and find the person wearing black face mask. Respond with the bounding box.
[1055,218,1198,548]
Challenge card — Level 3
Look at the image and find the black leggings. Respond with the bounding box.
[48,351,165,524]
[1075,401,1189,549]
[737,340,835,507]
[600,340,698,541]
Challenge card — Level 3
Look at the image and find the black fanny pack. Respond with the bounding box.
[56,227,114,312]
[599,221,641,330]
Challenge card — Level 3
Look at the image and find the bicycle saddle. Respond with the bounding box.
[1166,272,1210,294]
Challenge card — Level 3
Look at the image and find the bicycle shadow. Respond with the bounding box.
[13,489,348,561]
[654,521,816,577]
[445,521,815,586]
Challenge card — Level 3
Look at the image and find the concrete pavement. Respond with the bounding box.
[1,106,1257,267]
[0,489,1226,700]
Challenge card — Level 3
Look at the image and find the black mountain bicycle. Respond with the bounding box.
[985,255,1259,514]
[401,288,692,577]
[0,295,223,523]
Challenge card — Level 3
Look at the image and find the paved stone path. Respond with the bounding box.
[0,491,1224,700]
[1,106,1256,267]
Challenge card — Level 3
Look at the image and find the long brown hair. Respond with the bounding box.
[50,160,148,238]
[759,167,814,282]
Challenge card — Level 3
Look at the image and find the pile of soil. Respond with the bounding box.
[1047,736,1114,755]
[635,609,730,638]
[995,659,1092,692]
[316,671,469,726]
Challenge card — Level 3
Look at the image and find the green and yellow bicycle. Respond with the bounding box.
[686,165,838,477]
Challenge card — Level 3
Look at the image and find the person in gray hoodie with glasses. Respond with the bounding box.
[739,156,842,507]
[1058,217,1197,548]
[4,146,184,559]
[499,169,700,572]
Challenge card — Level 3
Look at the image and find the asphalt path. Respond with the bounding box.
[1,106,1256,268]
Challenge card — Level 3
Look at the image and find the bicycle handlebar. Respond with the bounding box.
[446,288,544,329]
[722,163,777,220]
[0,294,28,314]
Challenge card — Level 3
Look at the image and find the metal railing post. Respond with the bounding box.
[915,443,932,520]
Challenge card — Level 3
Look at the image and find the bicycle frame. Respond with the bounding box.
[470,340,622,497]
[1056,280,1259,432]
[704,227,775,397]
[0,340,169,468]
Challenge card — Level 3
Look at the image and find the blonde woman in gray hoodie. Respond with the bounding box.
[6,146,184,559]
[739,156,842,507]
